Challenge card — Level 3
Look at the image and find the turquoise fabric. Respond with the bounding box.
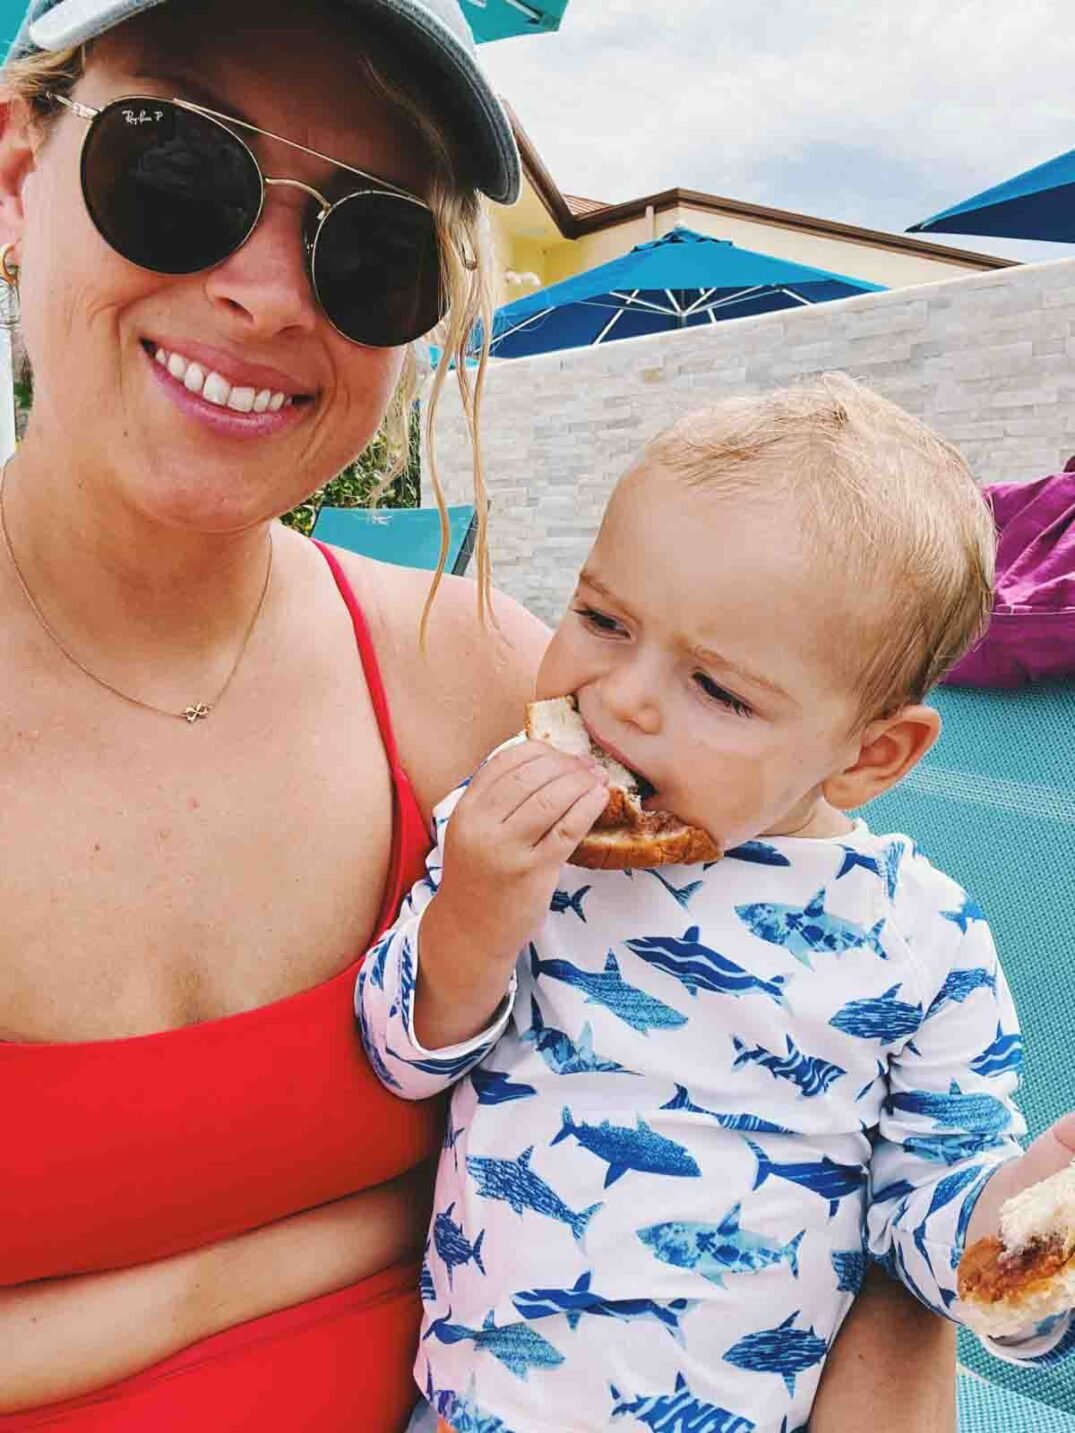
[869,682,1075,1417]
[312,504,477,576]
[959,1371,1075,1431]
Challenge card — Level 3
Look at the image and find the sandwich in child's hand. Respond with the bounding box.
[525,695,722,870]
[958,1160,1075,1337]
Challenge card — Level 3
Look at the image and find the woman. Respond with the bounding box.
[0,0,956,1426]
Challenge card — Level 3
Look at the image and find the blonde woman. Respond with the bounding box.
[0,0,956,1426]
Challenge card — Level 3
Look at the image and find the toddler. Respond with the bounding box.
[360,375,1073,1432]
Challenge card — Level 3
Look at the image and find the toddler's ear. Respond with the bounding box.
[824,705,941,812]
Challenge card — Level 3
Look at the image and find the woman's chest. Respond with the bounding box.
[0,693,396,1042]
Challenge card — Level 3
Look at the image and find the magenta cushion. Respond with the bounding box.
[944,471,1075,689]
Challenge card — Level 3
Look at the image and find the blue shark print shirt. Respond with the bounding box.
[359,775,1065,1433]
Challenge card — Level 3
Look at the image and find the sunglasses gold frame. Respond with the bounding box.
[49,90,444,346]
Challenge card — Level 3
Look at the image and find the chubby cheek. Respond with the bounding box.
[535,624,589,702]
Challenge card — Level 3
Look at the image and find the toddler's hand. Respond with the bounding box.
[415,742,609,1047]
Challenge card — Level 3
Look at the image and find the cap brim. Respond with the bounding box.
[17,0,520,203]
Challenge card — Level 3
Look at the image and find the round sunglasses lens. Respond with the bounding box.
[81,99,262,275]
[311,191,444,347]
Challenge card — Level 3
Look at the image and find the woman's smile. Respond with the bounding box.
[142,336,313,438]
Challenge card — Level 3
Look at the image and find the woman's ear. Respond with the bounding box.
[0,96,39,252]
[824,704,941,812]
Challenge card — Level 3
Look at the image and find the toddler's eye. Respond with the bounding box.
[693,672,752,717]
[574,605,625,636]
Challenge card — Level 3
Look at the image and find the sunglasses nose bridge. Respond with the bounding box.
[263,176,330,221]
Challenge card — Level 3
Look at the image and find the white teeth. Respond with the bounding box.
[183,362,206,394]
[202,371,230,407]
[151,346,294,414]
[227,386,256,414]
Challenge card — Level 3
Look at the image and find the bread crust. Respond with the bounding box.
[525,697,721,870]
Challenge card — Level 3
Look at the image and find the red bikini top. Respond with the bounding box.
[0,540,438,1285]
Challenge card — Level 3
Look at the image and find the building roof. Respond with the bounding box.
[508,110,1013,272]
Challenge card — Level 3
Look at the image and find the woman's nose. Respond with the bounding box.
[202,187,320,340]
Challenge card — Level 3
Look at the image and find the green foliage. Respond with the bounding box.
[282,406,421,536]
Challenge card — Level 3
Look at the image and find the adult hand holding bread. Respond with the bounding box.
[415,741,609,1049]
[959,1113,1075,1338]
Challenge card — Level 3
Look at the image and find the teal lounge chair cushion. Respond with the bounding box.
[870,682,1075,1416]
[959,1370,1075,1431]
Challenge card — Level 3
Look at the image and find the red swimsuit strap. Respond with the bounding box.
[312,540,430,924]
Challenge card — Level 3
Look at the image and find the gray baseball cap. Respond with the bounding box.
[6,0,521,203]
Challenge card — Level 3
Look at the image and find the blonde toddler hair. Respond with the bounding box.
[643,372,996,721]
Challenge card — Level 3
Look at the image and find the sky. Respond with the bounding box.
[480,0,1075,265]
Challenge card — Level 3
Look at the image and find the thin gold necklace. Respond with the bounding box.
[0,460,273,724]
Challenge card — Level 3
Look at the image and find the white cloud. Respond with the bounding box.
[481,0,1075,260]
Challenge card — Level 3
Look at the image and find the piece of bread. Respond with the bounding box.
[525,696,721,870]
[958,1160,1075,1337]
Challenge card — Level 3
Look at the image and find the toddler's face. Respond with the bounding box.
[536,465,866,848]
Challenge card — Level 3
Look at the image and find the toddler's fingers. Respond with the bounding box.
[528,773,611,855]
[481,748,604,826]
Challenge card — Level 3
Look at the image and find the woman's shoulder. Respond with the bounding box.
[328,545,550,811]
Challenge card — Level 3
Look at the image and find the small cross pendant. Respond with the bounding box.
[183,703,211,724]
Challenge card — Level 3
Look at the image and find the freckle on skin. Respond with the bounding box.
[189,797,200,811]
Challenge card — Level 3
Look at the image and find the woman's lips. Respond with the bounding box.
[144,343,310,438]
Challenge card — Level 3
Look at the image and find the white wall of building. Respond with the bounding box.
[431,256,1075,624]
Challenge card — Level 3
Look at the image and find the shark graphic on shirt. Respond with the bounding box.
[927,966,997,1017]
[511,1271,696,1344]
[831,1248,867,1294]
[735,890,887,969]
[731,1034,846,1098]
[466,1147,602,1246]
[660,1083,798,1136]
[747,1140,865,1218]
[638,1202,804,1286]
[433,1203,486,1287]
[969,1022,1024,1078]
[828,984,923,1045]
[887,1081,1012,1137]
[520,998,634,1077]
[529,946,688,1033]
[424,1309,564,1381]
[470,1067,537,1106]
[552,1107,701,1187]
[723,1311,829,1398]
[725,840,791,868]
[610,1373,757,1432]
[550,885,592,922]
[623,927,790,1006]
[940,896,987,933]
[645,868,705,910]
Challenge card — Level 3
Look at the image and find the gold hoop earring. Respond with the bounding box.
[0,244,19,286]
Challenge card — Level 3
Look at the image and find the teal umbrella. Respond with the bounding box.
[462,0,568,42]
[909,147,1075,243]
[486,227,883,360]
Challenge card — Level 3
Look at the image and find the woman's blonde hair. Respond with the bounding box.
[2,7,496,627]
[643,373,996,720]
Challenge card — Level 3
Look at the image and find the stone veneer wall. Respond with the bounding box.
[431,256,1075,624]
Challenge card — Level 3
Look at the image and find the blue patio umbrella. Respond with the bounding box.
[486,227,883,359]
[461,0,568,43]
[909,148,1075,242]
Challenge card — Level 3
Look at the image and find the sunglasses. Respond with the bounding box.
[49,92,446,348]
